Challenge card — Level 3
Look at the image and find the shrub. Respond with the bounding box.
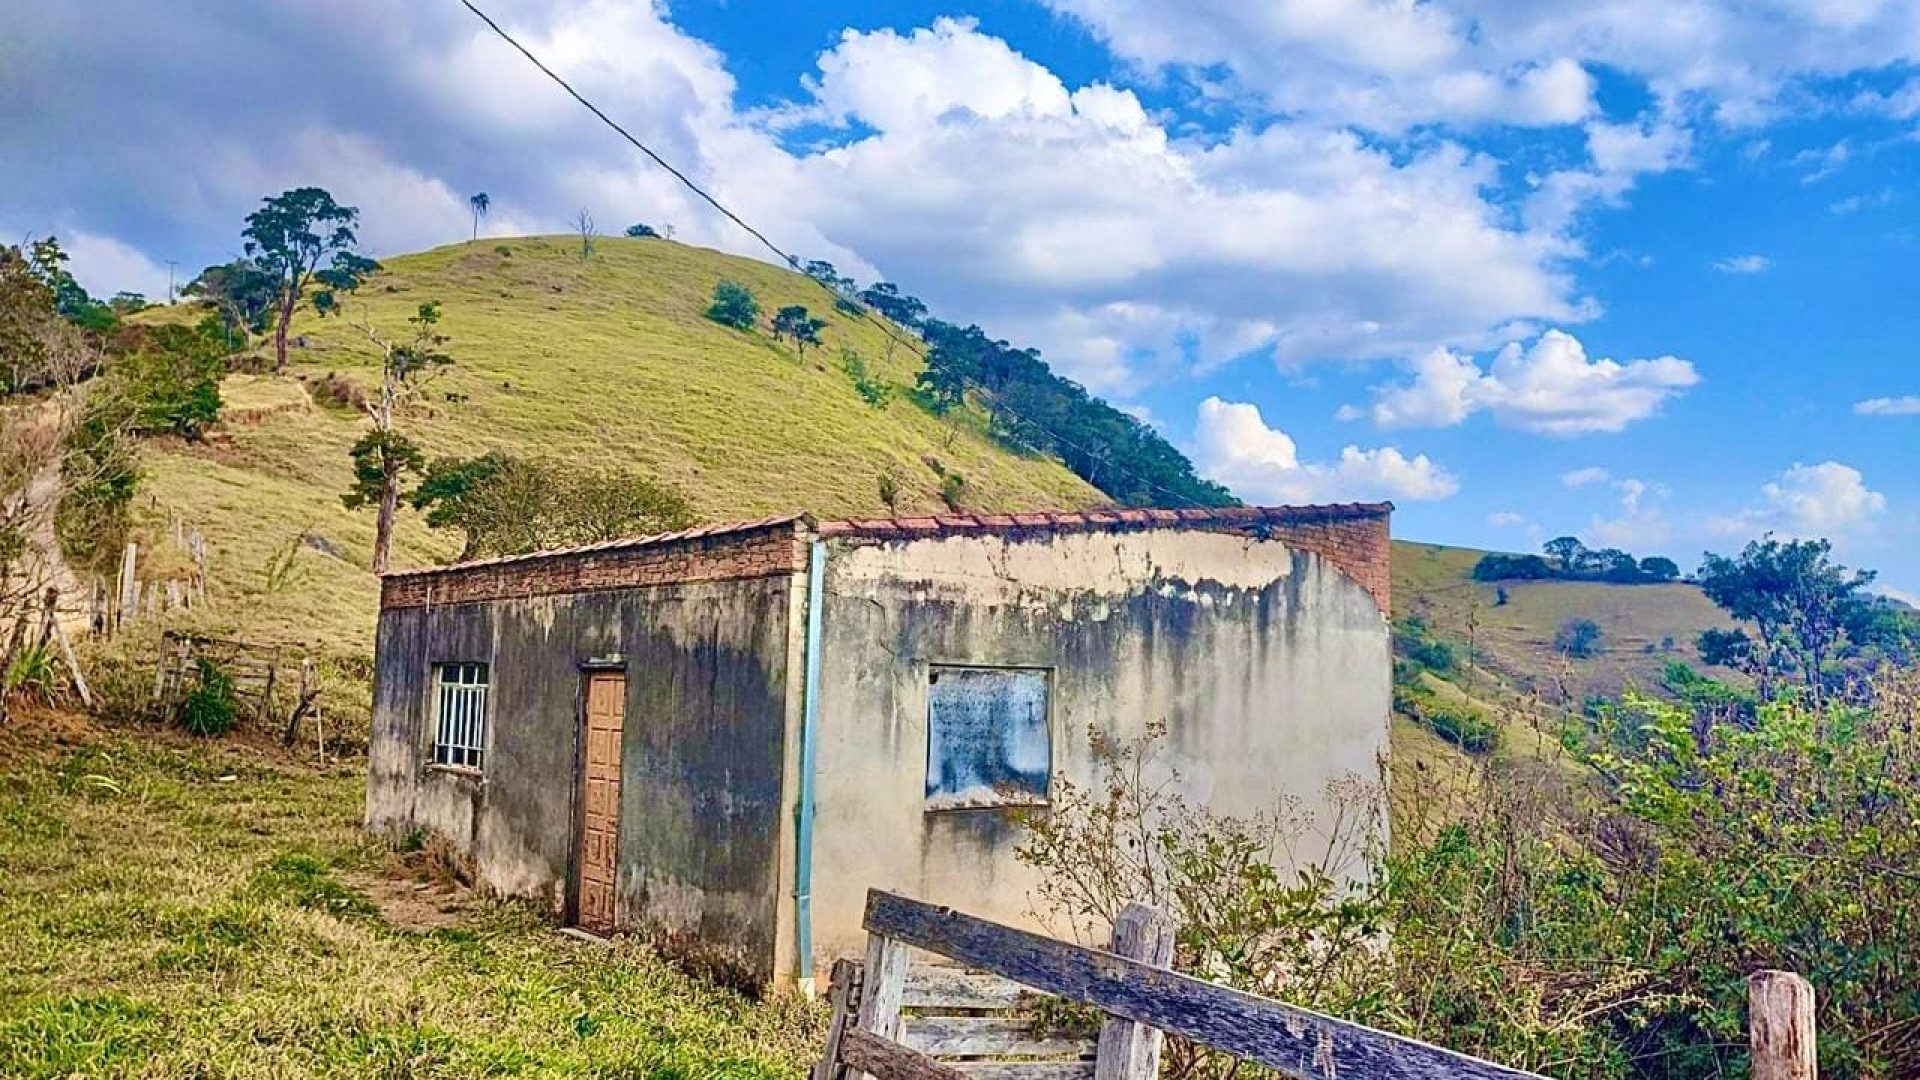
[1393,615,1457,675]
[877,471,901,513]
[624,223,659,238]
[1554,617,1603,659]
[177,658,239,737]
[1394,683,1500,753]
[938,472,966,511]
[840,349,891,407]
[705,281,759,330]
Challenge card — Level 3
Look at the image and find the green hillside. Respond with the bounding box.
[1392,540,1737,704]
[131,236,1101,653]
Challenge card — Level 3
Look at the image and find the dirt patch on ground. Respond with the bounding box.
[352,849,488,933]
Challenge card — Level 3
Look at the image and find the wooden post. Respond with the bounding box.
[851,929,911,1080]
[51,621,91,710]
[117,542,138,626]
[813,957,864,1080]
[1095,904,1178,1080]
[1750,970,1816,1080]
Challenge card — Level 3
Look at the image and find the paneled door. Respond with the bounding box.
[575,671,625,934]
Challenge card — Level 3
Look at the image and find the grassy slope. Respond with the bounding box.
[0,713,821,1079]
[135,236,1100,654]
[1392,540,1736,703]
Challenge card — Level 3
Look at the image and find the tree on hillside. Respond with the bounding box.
[184,259,278,349]
[1696,537,1875,705]
[1554,618,1603,659]
[771,305,826,355]
[341,302,453,574]
[25,237,115,332]
[705,281,759,331]
[1542,535,1587,571]
[410,452,693,559]
[859,281,927,329]
[1638,555,1681,582]
[243,187,379,370]
[573,208,596,258]
[469,192,490,241]
[624,223,659,238]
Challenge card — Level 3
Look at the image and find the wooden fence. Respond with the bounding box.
[819,892,1822,1080]
[155,630,323,747]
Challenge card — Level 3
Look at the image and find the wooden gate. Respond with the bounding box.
[575,671,626,934]
[817,890,1550,1080]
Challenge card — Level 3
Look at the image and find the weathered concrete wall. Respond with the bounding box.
[367,573,797,984]
[805,525,1391,967]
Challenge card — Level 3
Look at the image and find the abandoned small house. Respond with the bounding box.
[366,503,1394,989]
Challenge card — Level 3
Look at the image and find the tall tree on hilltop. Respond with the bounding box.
[469,192,490,241]
[242,187,378,370]
[1696,536,1875,705]
[341,302,453,574]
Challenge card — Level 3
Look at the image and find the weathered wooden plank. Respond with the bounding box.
[950,1063,1094,1080]
[905,966,1028,1010]
[841,1029,972,1080]
[852,933,913,1080]
[1093,903,1176,1080]
[902,1017,1093,1059]
[863,891,1547,1080]
[815,958,863,1080]
[1749,970,1816,1080]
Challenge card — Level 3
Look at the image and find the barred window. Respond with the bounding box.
[433,662,490,770]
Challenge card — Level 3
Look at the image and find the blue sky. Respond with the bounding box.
[3,0,1916,595]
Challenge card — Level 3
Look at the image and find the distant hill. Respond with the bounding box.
[1392,540,1738,705]
[131,236,1101,653]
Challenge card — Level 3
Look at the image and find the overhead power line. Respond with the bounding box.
[454,0,1215,510]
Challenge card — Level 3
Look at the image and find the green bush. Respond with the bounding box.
[177,659,239,737]
[1393,615,1458,674]
[1554,617,1603,659]
[704,280,759,331]
[1394,683,1500,753]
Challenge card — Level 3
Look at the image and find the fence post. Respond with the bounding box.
[117,542,138,628]
[850,926,911,1080]
[1750,970,1816,1080]
[1094,903,1177,1080]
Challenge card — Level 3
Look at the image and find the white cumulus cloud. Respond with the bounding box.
[1712,254,1773,274]
[1711,461,1888,539]
[1361,329,1699,436]
[1560,466,1612,488]
[1855,396,1920,416]
[1191,397,1458,505]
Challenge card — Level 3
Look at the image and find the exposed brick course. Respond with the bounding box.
[380,520,808,610]
[378,504,1393,615]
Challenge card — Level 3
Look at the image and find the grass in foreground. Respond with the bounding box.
[0,714,822,1078]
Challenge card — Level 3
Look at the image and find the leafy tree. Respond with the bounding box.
[771,305,826,354]
[0,245,57,394]
[111,318,229,439]
[705,281,759,331]
[342,428,426,569]
[25,237,116,332]
[877,470,901,513]
[1696,626,1755,670]
[840,348,891,407]
[1554,617,1603,658]
[1697,537,1874,703]
[242,187,378,369]
[624,222,659,238]
[1471,553,1553,581]
[408,452,513,559]
[342,302,453,573]
[1638,555,1681,582]
[1543,535,1588,571]
[410,453,693,559]
[184,259,279,347]
[469,192,489,240]
[858,281,927,328]
[108,292,148,316]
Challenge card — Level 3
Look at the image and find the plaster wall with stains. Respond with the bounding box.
[366,575,797,984]
[804,525,1391,968]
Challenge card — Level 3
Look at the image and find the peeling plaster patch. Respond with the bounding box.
[828,530,1294,609]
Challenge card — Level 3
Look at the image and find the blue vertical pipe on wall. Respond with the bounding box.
[794,537,827,987]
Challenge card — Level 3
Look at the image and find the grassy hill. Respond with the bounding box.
[129,236,1101,654]
[1392,540,1736,705]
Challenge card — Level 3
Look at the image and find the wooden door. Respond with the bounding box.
[576,671,625,934]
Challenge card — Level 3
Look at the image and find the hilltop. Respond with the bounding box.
[130,236,1101,652]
